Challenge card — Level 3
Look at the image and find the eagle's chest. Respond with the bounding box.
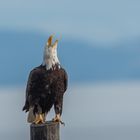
[41,70,60,87]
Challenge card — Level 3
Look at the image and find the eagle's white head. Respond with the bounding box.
[42,35,60,70]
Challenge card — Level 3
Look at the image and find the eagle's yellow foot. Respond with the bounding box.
[52,114,65,125]
[34,114,45,124]
[42,113,46,122]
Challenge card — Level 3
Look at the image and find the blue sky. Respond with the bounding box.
[0,0,140,85]
[0,0,140,44]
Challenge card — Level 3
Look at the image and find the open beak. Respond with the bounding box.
[47,35,59,48]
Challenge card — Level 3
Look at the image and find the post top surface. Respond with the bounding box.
[30,121,59,127]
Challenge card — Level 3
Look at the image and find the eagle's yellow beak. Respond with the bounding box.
[53,40,58,48]
[47,35,53,46]
[47,34,59,48]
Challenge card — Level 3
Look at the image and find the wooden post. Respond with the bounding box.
[30,121,60,140]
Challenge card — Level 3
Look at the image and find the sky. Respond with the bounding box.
[0,0,140,44]
[1,1,140,140]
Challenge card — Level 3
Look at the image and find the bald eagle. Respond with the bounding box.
[22,35,68,124]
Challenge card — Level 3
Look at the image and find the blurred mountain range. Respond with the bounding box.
[0,30,140,85]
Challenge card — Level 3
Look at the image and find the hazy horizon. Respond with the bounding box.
[1,82,140,140]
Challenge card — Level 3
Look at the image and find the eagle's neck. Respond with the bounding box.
[42,49,61,70]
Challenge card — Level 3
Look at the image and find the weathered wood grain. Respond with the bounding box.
[30,121,60,140]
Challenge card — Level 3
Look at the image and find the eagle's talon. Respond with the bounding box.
[52,118,65,126]
[34,120,45,124]
[60,121,65,126]
[52,114,60,122]
[33,114,45,124]
[52,114,65,126]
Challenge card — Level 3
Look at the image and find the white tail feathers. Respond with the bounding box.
[27,106,47,123]
[27,107,36,123]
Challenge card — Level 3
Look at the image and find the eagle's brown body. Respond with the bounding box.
[23,64,68,117]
